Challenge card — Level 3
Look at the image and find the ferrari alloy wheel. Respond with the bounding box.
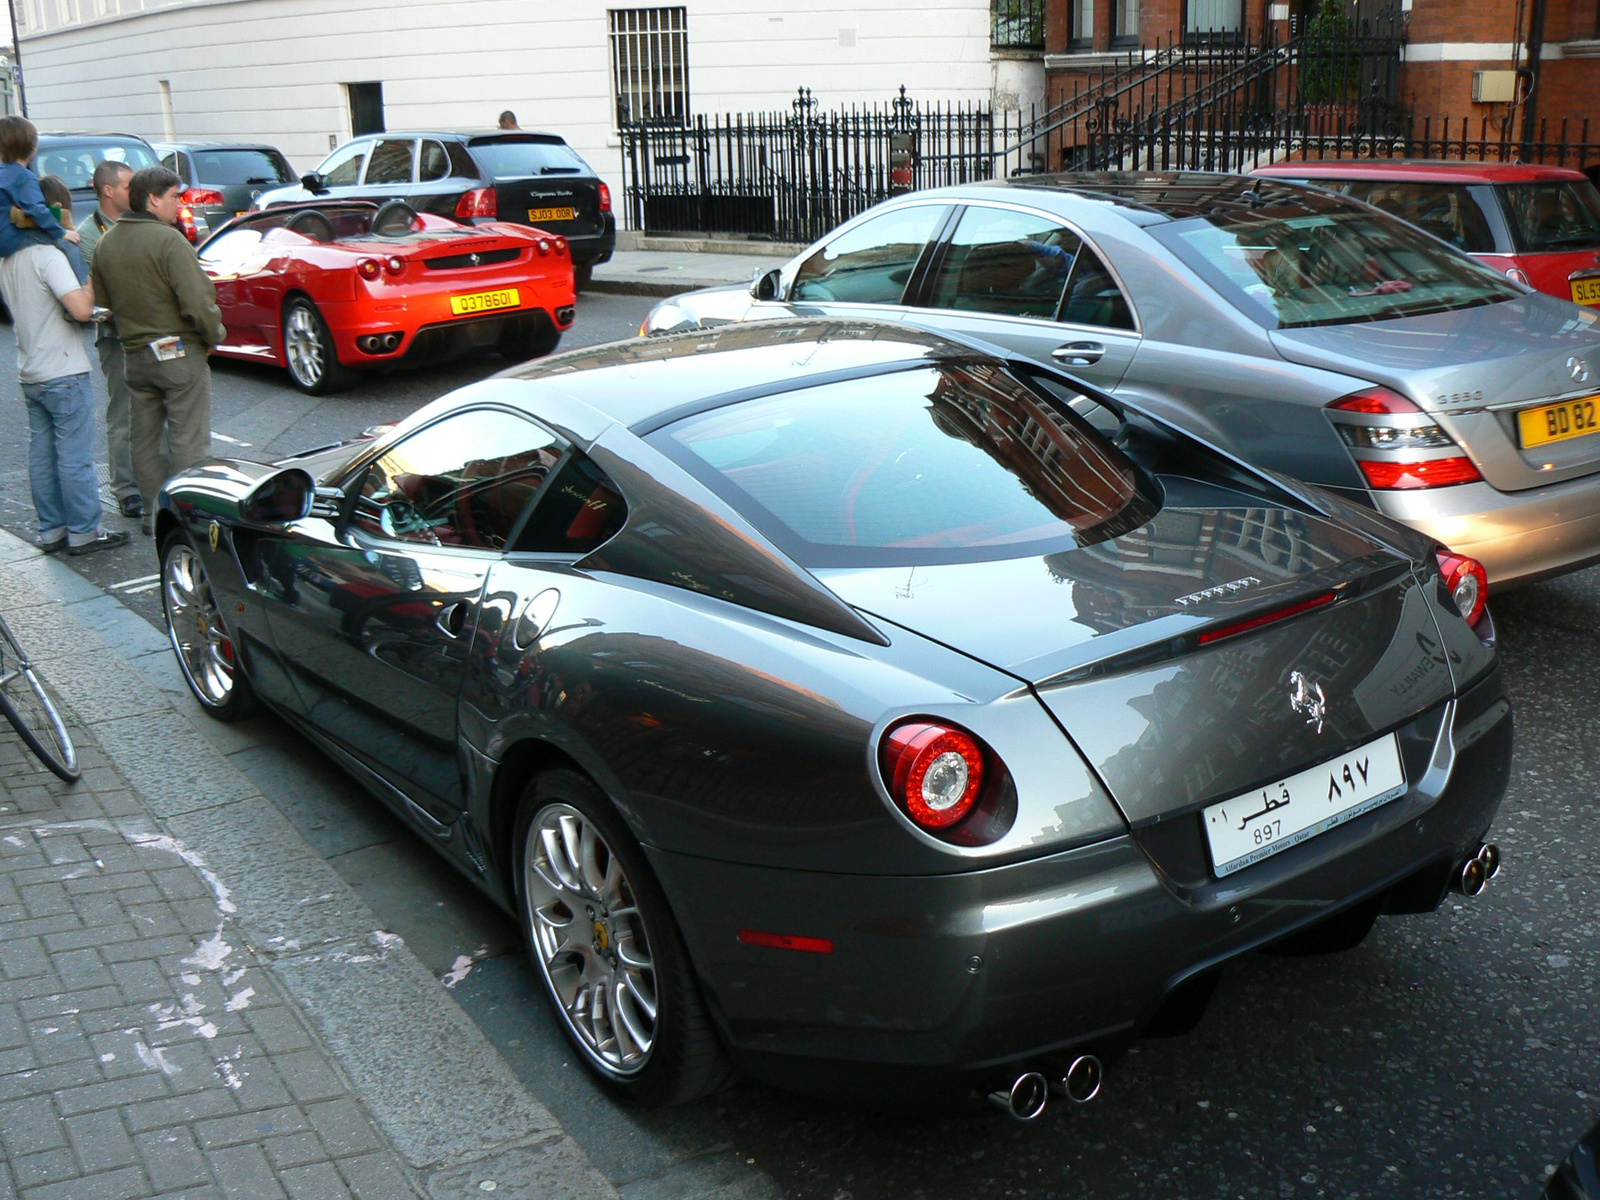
[283,298,353,395]
[160,529,256,721]
[516,771,728,1105]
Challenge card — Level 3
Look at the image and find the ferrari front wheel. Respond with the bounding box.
[515,770,729,1106]
[283,298,354,395]
[160,528,257,722]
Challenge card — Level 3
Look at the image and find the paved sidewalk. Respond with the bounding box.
[0,530,618,1200]
[589,238,798,298]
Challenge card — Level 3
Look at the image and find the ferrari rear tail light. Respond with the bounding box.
[356,257,381,280]
[536,238,551,256]
[1436,550,1489,628]
[881,720,987,831]
[553,236,569,255]
[1197,591,1336,645]
[1326,386,1483,490]
[598,182,612,213]
[383,255,404,276]
[455,188,497,220]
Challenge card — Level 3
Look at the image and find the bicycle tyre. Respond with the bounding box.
[0,663,80,783]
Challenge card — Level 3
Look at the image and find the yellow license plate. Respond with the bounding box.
[1572,278,1600,306]
[449,288,520,316]
[528,206,576,223]
[1519,394,1600,448]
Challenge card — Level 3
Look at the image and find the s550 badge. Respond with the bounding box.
[1436,390,1484,406]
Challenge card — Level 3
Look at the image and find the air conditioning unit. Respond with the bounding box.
[1472,70,1517,103]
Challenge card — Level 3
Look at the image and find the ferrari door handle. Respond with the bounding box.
[435,600,470,638]
[1052,341,1105,366]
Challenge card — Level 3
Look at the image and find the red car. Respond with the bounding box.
[196,199,577,393]
[1249,160,1600,307]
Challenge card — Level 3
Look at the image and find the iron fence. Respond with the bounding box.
[620,88,996,243]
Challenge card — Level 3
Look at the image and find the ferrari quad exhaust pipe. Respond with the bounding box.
[988,1071,1050,1121]
[1051,1054,1104,1105]
[1453,843,1501,897]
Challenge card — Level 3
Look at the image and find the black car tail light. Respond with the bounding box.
[1326,386,1483,490]
[455,188,497,220]
[1436,550,1489,627]
[882,720,988,831]
[598,182,612,213]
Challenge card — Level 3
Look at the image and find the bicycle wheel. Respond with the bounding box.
[0,615,80,782]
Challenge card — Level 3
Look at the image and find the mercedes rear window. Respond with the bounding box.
[1498,181,1600,252]
[651,364,1160,568]
[191,148,295,187]
[466,138,590,178]
[1148,195,1523,329]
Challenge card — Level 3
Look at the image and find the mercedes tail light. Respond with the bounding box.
[598,182,612,213]
[455,187,497,220]
[1326,387,1482,490]
[1436,550,1489,628]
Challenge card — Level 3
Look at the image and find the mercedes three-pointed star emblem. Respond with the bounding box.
[1569,356,1591,385]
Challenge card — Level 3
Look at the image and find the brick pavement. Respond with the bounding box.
[0,531,619,1199]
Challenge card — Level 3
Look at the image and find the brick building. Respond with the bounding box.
[1036,0,1599,165]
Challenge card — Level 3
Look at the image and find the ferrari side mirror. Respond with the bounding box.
[241,468,315,524]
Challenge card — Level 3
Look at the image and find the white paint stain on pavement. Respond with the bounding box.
[442,944,491,989]
[183,932,233,972]
[135,1042,181,1076]
[224,987,255,1013]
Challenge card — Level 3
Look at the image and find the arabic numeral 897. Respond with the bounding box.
[1252,820,1282,846]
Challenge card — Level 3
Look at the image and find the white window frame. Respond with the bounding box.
[609,7,690,128]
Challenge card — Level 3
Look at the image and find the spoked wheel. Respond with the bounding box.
[516,770,728,1105]
[283,298,353,395]
[0,613,79,782]
[160,529,256,721]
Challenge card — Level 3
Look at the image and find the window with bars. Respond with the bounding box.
[990,0,1045,49]
[609,8,690,127]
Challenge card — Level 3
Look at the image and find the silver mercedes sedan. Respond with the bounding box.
[643,172,1600,587]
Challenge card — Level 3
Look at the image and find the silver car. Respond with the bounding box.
[643,172,1600,587]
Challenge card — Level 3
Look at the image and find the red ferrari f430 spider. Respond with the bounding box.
[197,199,576,393]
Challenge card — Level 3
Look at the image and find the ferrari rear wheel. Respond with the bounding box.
[515,770,729,1106]
[160,528,257,722]
[283,298,354,395]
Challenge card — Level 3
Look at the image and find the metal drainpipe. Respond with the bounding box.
[5,0,25,117]
[1518,0,1547,159]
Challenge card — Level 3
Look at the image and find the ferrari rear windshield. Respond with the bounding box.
[1148,195,1524,329]
[651,365,1160,568]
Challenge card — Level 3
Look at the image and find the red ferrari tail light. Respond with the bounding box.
[535,238,551,256]
[356,258,382,280]
[383,255,404,276]
[553,236,569,255]
[598,182,611,213]
[1436,550,1489,627]
[180,187,225,207]
[455,188,497,220]
[881,720,987,830]
[1326,386,1483,490]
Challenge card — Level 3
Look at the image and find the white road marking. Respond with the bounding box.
[122,582,161,595]
[111,574,160,589]
[210,431,252,447]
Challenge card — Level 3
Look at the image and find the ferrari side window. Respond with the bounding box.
[349,409,566,552]
[511,454,627,555]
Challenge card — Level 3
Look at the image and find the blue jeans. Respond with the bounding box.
[23,372,101,545]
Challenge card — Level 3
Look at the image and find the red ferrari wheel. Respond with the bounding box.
[283,298,354,395]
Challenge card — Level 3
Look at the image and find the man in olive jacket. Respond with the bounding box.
[89,165,226,530]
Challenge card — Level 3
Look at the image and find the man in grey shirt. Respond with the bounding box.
[77,159,140,518]
[0,240,129,555]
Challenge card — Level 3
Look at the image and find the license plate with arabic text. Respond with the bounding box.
[528,206,576,223]
[1518,395,1600,448]
[449,288,521,316]
[1201,733,1406,878]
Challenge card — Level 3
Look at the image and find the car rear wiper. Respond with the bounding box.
[244,176,277,184]
[539,166,581,175]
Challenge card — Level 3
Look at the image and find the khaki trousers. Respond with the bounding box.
[125,344,212,511]
[96,330,137,501]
